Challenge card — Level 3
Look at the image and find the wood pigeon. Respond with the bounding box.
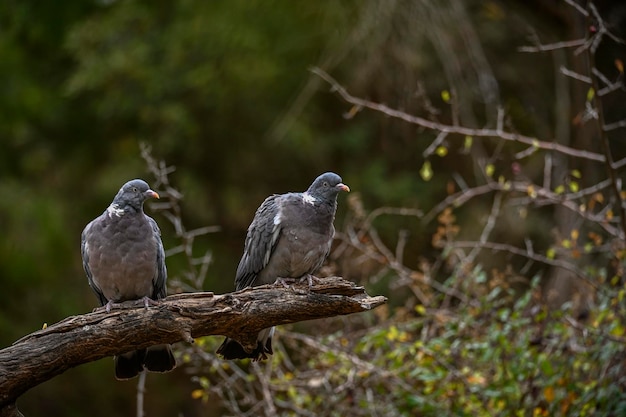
[81,179,176,379]
[217,172,350,361]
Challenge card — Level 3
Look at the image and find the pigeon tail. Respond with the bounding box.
[217,333,273,361]
[144,344,176,373]
[114,349,146,380]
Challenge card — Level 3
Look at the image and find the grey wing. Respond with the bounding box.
[235,195,282,290]
[148,215,168,300]
[81,221,107,306]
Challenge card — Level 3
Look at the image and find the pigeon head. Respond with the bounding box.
[111,179,159,213]
[306,172,350,202]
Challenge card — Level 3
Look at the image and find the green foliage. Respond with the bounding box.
[193,273,626,416]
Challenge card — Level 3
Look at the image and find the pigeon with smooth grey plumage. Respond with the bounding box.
[217,172,350,361]
[81,179,176,379]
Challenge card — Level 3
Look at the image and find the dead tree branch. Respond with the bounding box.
[0,277,385,416]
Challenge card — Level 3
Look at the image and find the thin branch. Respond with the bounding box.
[560,66,592,84]
[311,67,606,164]
[449,240,594,288]
[518,38,586,53]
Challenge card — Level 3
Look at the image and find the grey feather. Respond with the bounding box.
[81,179,175,379]
[218,172,349,361]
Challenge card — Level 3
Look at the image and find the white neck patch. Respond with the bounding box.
[302,193,317,205]
[107,204,125,218]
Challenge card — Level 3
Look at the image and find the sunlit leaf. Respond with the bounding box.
[570,229,579,240]
[571,169,581,179]
[546,247,556,259]
[562,239,571,249]
[485,164,495,178]
[441,90,451,103]
[555,185,565,194]
[415,304,426,315]
[191,389,204,399]
[616,58,624,74]
[587,87,595,102]
[464,135,473,149]
[544,386,555,403]
[436,146,448,157]
[569,181,579,192]
[527,185,537,198]
[420,161,433,181]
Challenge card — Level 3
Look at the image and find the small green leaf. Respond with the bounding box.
[587,87,595,102]
[555,185,565,194]
[485,164,495,178]
[436,146,448,157]
[464,135,473,149]
[569,181,579,192]
[441,90,451,103]
[546,247,556,259]
[571,169,582,179]
[420,161,433,181]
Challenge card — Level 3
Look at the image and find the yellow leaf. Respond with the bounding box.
[441,90,451,103]
[570,229,579,240]
[606,209,614,220]
[387,325,399,341]
[571,169,582,179]
[485,164,495,178]
[527,185,537,199]
[415,304,426,315]
[569,181,579,192]
[436,146,448,157]
[42,323,47,330]
[616,58,624,74]
[562,239,572,249]
[555,185,565,194]
[420,161,433,181]
[464,135,473,149]
[191,389,204,400]
[546,247,556,259]
[587,87,595,102]
[544,386,555,403]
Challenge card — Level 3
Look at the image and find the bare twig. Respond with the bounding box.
[311,67,607,164]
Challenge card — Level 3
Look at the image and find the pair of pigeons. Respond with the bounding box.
[81,172,350,379]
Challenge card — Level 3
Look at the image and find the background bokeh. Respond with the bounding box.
[2,0,625,415]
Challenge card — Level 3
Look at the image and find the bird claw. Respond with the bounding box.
[274,277,295,288]
[139,296,159,309]
[104,300,123,313]
[298,274,322,288]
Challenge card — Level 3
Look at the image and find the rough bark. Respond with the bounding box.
[0,277,386,416]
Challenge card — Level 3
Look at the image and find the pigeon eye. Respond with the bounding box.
[131,187,138,193]
[323,181,329,187]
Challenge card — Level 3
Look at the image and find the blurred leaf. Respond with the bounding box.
[441,90,451,103]
[485,163,495,178]
[420,160,433,181]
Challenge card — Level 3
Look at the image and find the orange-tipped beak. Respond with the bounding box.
[338,183,350,192]
[147,190,160,199]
